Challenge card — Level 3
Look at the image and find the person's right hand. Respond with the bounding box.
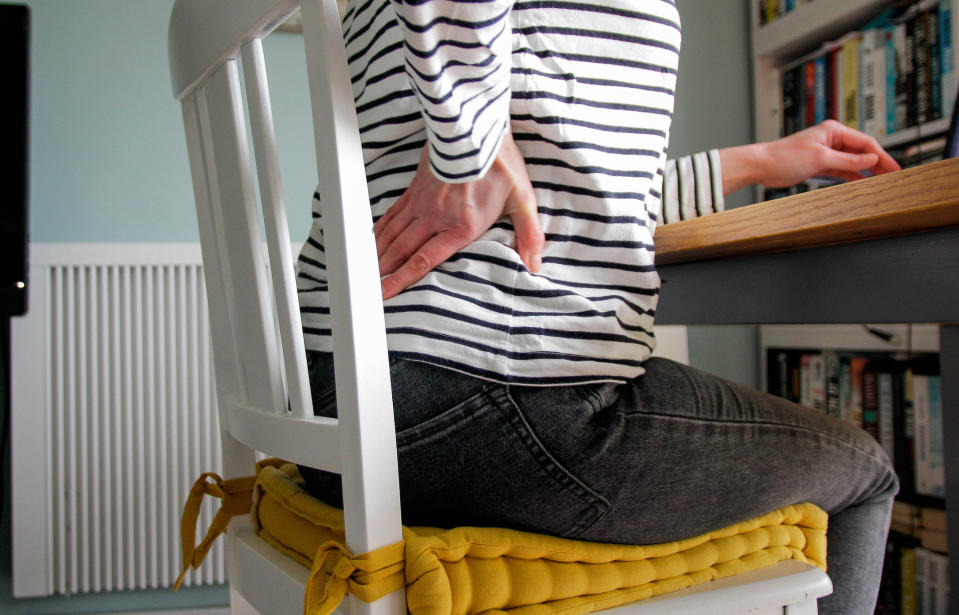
[374,129,544,300]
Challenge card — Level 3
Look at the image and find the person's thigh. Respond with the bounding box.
[508,357,898,544]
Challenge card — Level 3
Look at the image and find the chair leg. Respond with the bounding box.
[784,599,819,615]
[229,587,261,615]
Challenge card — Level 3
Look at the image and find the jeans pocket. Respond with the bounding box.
[395,384,609,538]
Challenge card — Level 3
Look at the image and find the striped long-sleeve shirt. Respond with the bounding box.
[297,0,724,385]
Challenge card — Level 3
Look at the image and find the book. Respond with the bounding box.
[886,24,900,135]
[782,66,802,135]
[824,351,841,418]
[863,27,890,137]
[843,35,862,128]
[805,60,817,128]
[808,353,826,412]
[914,374,945,498]
[902,538,918,615]
[930,7,943,122]
[814,55,827,125]
[916,10,932,125]
[878,369,897,467]
[896,21,912,130]
[916,547,950,615]
[830,45,843,124]
[849,356,869,428]
[942,0,957,118]
[862,364,881,441]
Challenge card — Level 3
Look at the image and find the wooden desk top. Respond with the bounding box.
[654,157,959,266]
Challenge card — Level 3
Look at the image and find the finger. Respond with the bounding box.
[378,217,437,277]
[823,169,870,183]
[374,196,414,259]
[509,203,544,273]
[830,124,900,174]
[381,233,462,299]
[822,148,879,174]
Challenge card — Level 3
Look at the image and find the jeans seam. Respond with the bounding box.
[499,387,611,537]
[633,411,892,462]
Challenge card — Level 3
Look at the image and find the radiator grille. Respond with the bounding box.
[40,258,225,594]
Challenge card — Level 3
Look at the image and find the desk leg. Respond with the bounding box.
[943,325,959,615]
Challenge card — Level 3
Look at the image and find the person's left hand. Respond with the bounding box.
[719,120,901,195]
[759,119,901,187]
[374,129,544,299]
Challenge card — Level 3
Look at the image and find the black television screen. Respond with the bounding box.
[0,4,29,317]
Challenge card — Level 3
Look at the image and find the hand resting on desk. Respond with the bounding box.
[718,120,901,195]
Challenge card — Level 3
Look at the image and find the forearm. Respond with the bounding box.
[717,143,770,196]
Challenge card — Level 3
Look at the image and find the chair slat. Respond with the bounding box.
[181,95,257,480]
[300,0,405,563]
[240,39,314,420]
[198,62,285,413]
[225,399,342,473]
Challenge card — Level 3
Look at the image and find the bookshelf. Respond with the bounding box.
[654,157,959,613]
[751,0,959,177]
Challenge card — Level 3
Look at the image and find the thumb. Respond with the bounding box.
[824,149,879,173]
[508,194,544,273]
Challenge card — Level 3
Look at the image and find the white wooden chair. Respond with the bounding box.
[167,1,833,613]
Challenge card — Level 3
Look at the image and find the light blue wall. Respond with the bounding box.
[20,0,316,244]
[673,0,761,388]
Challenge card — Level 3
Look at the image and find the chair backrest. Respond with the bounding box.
[168,0,403,571]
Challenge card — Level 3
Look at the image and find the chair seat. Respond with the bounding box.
[227,521,830,615]
[184,460,831,615]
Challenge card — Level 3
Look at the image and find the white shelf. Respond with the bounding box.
[760,324,940,354]
[754,0,892,60]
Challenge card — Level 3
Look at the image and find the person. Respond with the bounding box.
[295,1,901,613]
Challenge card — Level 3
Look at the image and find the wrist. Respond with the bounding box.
[718,142,770,196]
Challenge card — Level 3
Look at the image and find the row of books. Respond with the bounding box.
[758,0,816,26]
[880,531,950,614]
[780,0,956,143]
[766,349,943,501]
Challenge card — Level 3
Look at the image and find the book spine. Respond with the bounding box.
[844,35,862,129]
[886,25,899,135]
[850,357,868,428]
[896,22,911,130]
[929,7,942,121]
[825,351,841,418]
[902,541,918,615]
[927,376,944,498]
[862,368,880,441]
[906,17,919,128]
[838,355,852,421]
[914,374,932,496]
[809,353,826,412]
[878,371,896,466]
[782,67,800,136]
[941,0,957,116]
[863,29,888,137]
[815,55,828,124]
[899,367,917,498]
[805,60,817,128]
[915,11,931,124]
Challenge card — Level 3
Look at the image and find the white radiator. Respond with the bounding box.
[12,243,226,597]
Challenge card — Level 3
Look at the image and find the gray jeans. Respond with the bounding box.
[298,353,898,615]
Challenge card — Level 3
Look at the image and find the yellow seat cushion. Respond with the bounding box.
[249,460,827,615]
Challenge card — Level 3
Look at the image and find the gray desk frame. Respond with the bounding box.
[656,225,959,613]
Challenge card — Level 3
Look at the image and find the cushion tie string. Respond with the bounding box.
[174,472,256,590]
[305,539,406,615]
